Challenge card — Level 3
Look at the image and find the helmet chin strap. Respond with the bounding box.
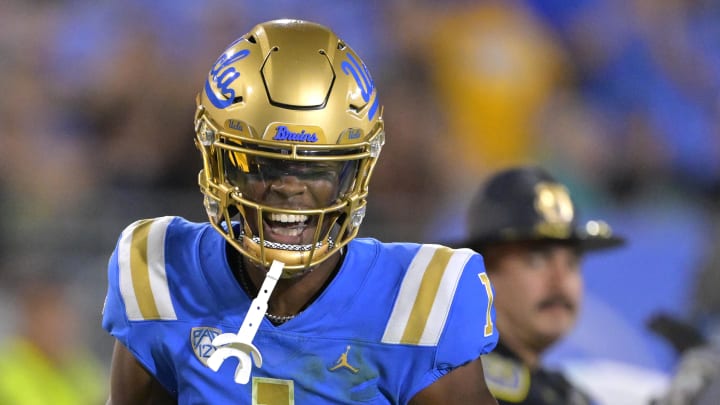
[207,260,285,384]
[241,234,333,277]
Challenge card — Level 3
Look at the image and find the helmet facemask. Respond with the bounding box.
[196,111,384,277]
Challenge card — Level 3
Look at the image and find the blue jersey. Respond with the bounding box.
[102,216,498,404]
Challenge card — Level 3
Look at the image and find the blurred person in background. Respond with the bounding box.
[0,273,106,405]
[427,1,568,177]
[101,19,499,404]
[451,166,624,404]
[650,337,720,405]
[649,212,720,405]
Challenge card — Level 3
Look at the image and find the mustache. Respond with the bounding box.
[537,295,576,311]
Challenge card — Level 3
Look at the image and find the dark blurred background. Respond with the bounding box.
[1,0,718,404]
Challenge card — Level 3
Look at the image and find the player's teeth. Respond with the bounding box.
[270,213,308,223]
[274,227,303,236]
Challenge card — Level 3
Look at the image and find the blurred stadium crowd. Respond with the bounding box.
[0,0,718,403]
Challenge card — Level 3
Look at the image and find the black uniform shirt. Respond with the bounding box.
[481,343,594,405]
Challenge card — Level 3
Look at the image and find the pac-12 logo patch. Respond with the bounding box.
[191,326,221,366]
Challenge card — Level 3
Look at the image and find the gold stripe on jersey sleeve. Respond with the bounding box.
[382,244,471,346]
[129,220,161,320]
[118,216,177,321]
[400,247,454,344]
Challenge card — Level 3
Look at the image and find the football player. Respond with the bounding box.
[102,19,499,404]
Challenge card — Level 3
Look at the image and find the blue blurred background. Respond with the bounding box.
[1,0,718,403]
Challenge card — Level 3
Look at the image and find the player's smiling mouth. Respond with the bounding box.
[263,212,313,242]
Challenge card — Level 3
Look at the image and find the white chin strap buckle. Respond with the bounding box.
[207,260,284,384]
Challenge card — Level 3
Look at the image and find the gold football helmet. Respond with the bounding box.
[194,19,384,277]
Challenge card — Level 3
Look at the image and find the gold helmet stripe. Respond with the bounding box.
[118,216,177,321]
[382,245,473,346]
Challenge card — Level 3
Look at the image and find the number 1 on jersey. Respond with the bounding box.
[478,273,494,337]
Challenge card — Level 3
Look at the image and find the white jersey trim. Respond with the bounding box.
[118,216,177,321]
[381,244,471,346]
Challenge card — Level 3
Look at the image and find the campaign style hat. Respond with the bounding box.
[458,166,625,252]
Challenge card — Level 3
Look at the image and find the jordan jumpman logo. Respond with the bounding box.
[329,345,359,373]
